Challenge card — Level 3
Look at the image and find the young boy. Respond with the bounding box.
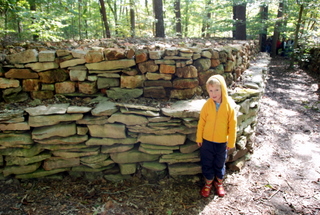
[196,75,237,198]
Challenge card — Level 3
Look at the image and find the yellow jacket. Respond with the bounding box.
[196,75,237,148]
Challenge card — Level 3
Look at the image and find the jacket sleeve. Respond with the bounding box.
[227,104,237,148]
[196,103,207,143]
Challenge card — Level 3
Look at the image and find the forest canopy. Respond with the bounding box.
[0,0,319,49]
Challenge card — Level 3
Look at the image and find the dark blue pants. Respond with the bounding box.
[200,139,227,180]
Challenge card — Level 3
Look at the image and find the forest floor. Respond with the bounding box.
[0,56,320,215]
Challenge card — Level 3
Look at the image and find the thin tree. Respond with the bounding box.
[271,1,283,57]
[78,0,82,40]
[106,0,118,36]
[28,0,39,41]
[259,4,268,52]
[201,0,212,38]
[183,0,190,37]
[99,0,111,38]
[233,1,247,40]
[153,0,165,37]
[289,3,304,69]
[174,0,182,38]
[130,0,135,37]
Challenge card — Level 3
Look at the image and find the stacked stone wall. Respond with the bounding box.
[0,39,270,180]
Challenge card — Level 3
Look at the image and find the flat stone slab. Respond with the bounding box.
[25,104,70,116]
[161,99,206,118]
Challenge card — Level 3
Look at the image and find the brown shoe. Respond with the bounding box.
[213,179,225,197]
[201,183,212,197]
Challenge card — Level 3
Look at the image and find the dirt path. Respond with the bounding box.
[200,57,320,215]
[0,56,319,215]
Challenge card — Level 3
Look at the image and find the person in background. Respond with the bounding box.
[196,75,237,198]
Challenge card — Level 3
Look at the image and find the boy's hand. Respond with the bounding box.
[226,147,234,150]
[197,142,202,147]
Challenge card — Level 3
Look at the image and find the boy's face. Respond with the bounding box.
[207,84,222,103]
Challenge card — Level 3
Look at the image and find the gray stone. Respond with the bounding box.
[3,162,41,177]
[101,144,134,153]
[106,88,143,100]
[5,153,51,166]
[119,163,136,175]
[86,59,136,70]
[25,103,70,116]
[138,133,186,146]
[0,122,30,131]
[6,49,38,64]
[97,77,120,89]
[110,148,160,164]
[39,50,56,62]
[168,163,201,175]
[88,124,126,139]
[108,113,148,125]
[128,125,195,135]
[91,100,118,116]
[28,114,83,127]
[193,58,211,72]
[60,58,86,68]
[72,165,112,172]
[140,144,179,150]
[115,103,160,112]
[35,135,88,145]
[41,143,88,151]
[120,108,160,117]
[25,62,59,72]
[43,157,80,170]
[67,106,92,114]
[147,120,181,127]
[15,168,70,179]
[0,133,33,147]
[77,115,109,125]
[32,123,76,140]
[0,78,19,89]
[141,161,167,171]
[52,147,99,158]
[77,126,88,135]
[230,88,261,103]
[0,109,24,121]
[70,69,87,81]
[159,151,200,164]
[80,154,110,164]
[86,137,136,146]
[170,87,202,100]
[161,99,206,118]
[0,144,43,157]
[81,159,114,169]
[179,140,199,153]
[148,116,171,123]
[138,146,173,155]
[145,73,172,81]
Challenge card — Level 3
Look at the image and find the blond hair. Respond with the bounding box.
[206,76,221,89]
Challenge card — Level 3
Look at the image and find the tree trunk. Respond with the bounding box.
[233,3,246,40]
[271,2,283,57]
[153,0,165,37]
[290,4,304,68]
[29,0,39,41]
[259,5,268,52]
[183,0,190,37]
[99,0,111,38]
[78,0,82,40]
[201,0,212,38]
[130,0,135,37]
[174,0,182,37]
